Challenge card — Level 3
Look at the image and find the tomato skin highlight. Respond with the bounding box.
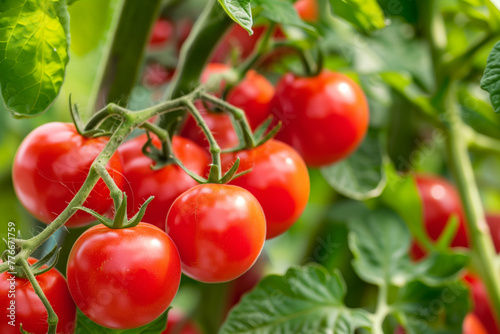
[222,139,310,239]
[0,258,76,334]
[67,223,181,329]
[12,122,123,227]
[270,70,369,167]
[180,63,274,150]
[411,175,469,259]
[119,134,209,229]
[166,184,266,283]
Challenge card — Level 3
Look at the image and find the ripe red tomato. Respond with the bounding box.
[162,310,201,334]
[212,25,266,63]
[411,175,469,259]
[149,18,174,47]
[12,122,123,227]
[294,0,319,22]
[270,70,369,167]
[222,139,310,239]
[485,214,500,253]
[143,62,175,87]
[0,258,76,334]
[166,184,266,283]
[464,274,499,334]
[119,134,209,229]
[180,63,274,150]
[67,223,181,329]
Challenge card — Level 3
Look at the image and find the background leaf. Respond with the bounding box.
[321,129,386,200]
[329,0,386,33]
[218,0,253,34]
[253,0,316,34]
[480,40,500,113]
[0,0,70,117]
[219,265,371,334]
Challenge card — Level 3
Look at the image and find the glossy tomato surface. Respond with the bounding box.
[411,175,469,259]
[119,134,209,229]
[294,0,319,22]
[181,63,274,150]
[13,122,123,227]
[464,274,499,334]
[485,213,500,253]
[67,223,181,329]
[463,313,488,334]
[166,184,266,283]
[270,70,369,167]
[162,310,201,334]
[222,139,310,239]
[0,258,76,334]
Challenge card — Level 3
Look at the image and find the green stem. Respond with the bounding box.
[445,99,500,328]
[89,0,162,111]
[466,125,500,156]
[18,259,58,334]
[184,100,222,182]
[159,0,233,133]
[94,163,123,207]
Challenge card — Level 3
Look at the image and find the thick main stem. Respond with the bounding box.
[445,103,500,327]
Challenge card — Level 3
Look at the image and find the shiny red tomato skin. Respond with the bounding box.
[270,70,369,167]
[67,223,181,329]
[411,175,469,259]
[166,184,266,283]
[464,274,499,334]
[149,18,174,47]
[12,122,123,227]
[162,310,201,334]
[119,134,209,229]
[485,214,500,253]
[180,63,274,150]
[0,258,76,334]
[463,313,488,334]
[222,139,310,239]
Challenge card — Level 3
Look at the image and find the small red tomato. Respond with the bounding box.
[270,70,369,167]
[150,18,174,47]
[0,258,76,334]
[464,274,499,334]
[294,0,319,22]
[12,122,123,227]
[67,223,181,330]
[222,139,310,239]
[162,310,201,334]
[175,19,193,52]
[485,214,500,253]
[180,63,274,150]
[411,175,469,259]
[119,134,209,229]
[166,184,266,283]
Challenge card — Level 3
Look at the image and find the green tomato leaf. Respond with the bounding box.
[75,308,168,333]
[218,0,253,34]
[321,129,386,200]
[348,208,468,287]
[219,265,371,334]
[252,0,316,34]
[329,0,385,33]
[0,0,70,117]
[394,280,470,333]
[480,41,500,113]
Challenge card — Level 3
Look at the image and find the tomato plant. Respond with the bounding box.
[12,122,123,227]
[0,258,76,334]
[222,139,310,239]
[270,70,369,167]
[3,0,500,333]
[166,184,266,283]
[67,223,181,329]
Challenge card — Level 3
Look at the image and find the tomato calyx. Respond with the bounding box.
[69,96,113,138]
[2,244,60,280]
[76,194,154,229]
